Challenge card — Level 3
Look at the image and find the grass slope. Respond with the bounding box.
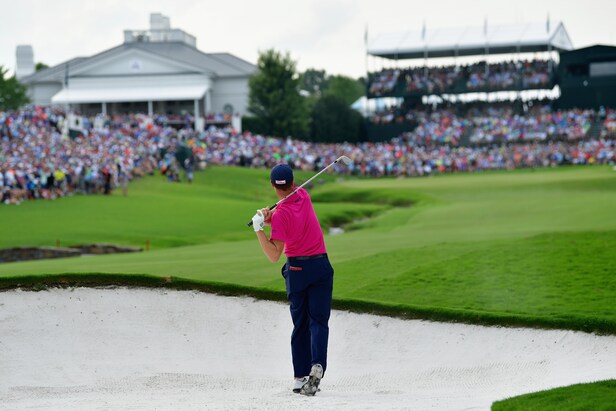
[0,167,383,249]
[1,165,616,333]
[492,380,616,411]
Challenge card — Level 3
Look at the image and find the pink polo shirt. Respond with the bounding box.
[270,188,327,257]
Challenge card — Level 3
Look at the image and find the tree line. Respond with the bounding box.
[246,49,365,143]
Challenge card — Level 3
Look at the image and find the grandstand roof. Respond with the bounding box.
[368,22,573,60]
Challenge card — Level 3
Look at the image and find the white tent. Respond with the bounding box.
[351,96,402,115]
[368,22,573,60]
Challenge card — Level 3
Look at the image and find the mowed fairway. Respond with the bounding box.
[1,165,615,333]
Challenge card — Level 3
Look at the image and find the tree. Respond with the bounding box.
[248,49,309,138]
[0,66,30,110]
[311,95,362,143]
[324,75,365,106]
[300,69,328,96]
[35,62,49,72]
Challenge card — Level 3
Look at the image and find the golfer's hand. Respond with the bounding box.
[252,210,265,232]
[260,208,272,225]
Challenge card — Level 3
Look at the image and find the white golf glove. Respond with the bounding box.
[252,210,265,232]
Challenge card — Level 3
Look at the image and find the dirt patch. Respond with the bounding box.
[67,244,142,255]
[0,244,142,264]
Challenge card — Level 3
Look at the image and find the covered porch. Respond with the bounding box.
[51,84,211,119]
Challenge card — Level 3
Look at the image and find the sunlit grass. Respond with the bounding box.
[1,165,616,333]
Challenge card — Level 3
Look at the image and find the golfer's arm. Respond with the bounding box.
[256,231,284,263]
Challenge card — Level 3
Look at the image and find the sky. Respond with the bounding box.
[2,0,615,78]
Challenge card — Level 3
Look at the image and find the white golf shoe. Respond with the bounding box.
[293,376,308,393]
[299,364,323,396]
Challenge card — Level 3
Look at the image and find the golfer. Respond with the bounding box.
[251,164,334,396]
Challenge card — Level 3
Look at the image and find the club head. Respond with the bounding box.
[337,155,352,165]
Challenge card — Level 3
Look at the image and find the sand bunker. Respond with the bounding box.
[1,287,615,410]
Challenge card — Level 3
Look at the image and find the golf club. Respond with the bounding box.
[247,155,352,226]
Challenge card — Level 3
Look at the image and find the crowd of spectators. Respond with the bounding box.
[205,112,235,123]
[370,103,594,144]
[409,110,470,145]
[337,137,615,177]
[369,59,554,96]
[404,66,459,94]
[0,109,193,205]
[466,60,551,91]
[466,61,517,90]
[2,106,615,205]
[469,106,593,143]
[369,105,409,124]
[202,131,614,177]
[520,60,552,88]
[368,69,400,96]
[601,109,616,138]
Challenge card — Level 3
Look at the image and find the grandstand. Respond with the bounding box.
[364,21,580,142]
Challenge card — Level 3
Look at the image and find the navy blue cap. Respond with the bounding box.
[270,164,294,186]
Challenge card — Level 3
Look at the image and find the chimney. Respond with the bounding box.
[16,45,35,79]
[150,13,170,30]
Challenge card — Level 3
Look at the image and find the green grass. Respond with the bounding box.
[0,167,383,249]
[492,380,616,410]
[1,165,616,333]
[332,230,616,332]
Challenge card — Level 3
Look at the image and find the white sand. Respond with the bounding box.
[1,287,615,410]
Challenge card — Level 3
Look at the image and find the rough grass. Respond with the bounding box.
[491,380,616,411]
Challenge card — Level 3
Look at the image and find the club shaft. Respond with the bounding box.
[247,157,343,227]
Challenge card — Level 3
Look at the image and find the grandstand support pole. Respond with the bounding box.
[364,55,368,118]
[485,45,489,76]
[364,23,369,119]
[64,61,70,114]
[102,102,107,116]
[148,101,153,116]
[194,99,199,118]
[205,91,212,115]
[484,17,489,76]
[422,20,427,76]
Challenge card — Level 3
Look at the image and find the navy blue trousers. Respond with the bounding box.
[282,256,334,378]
